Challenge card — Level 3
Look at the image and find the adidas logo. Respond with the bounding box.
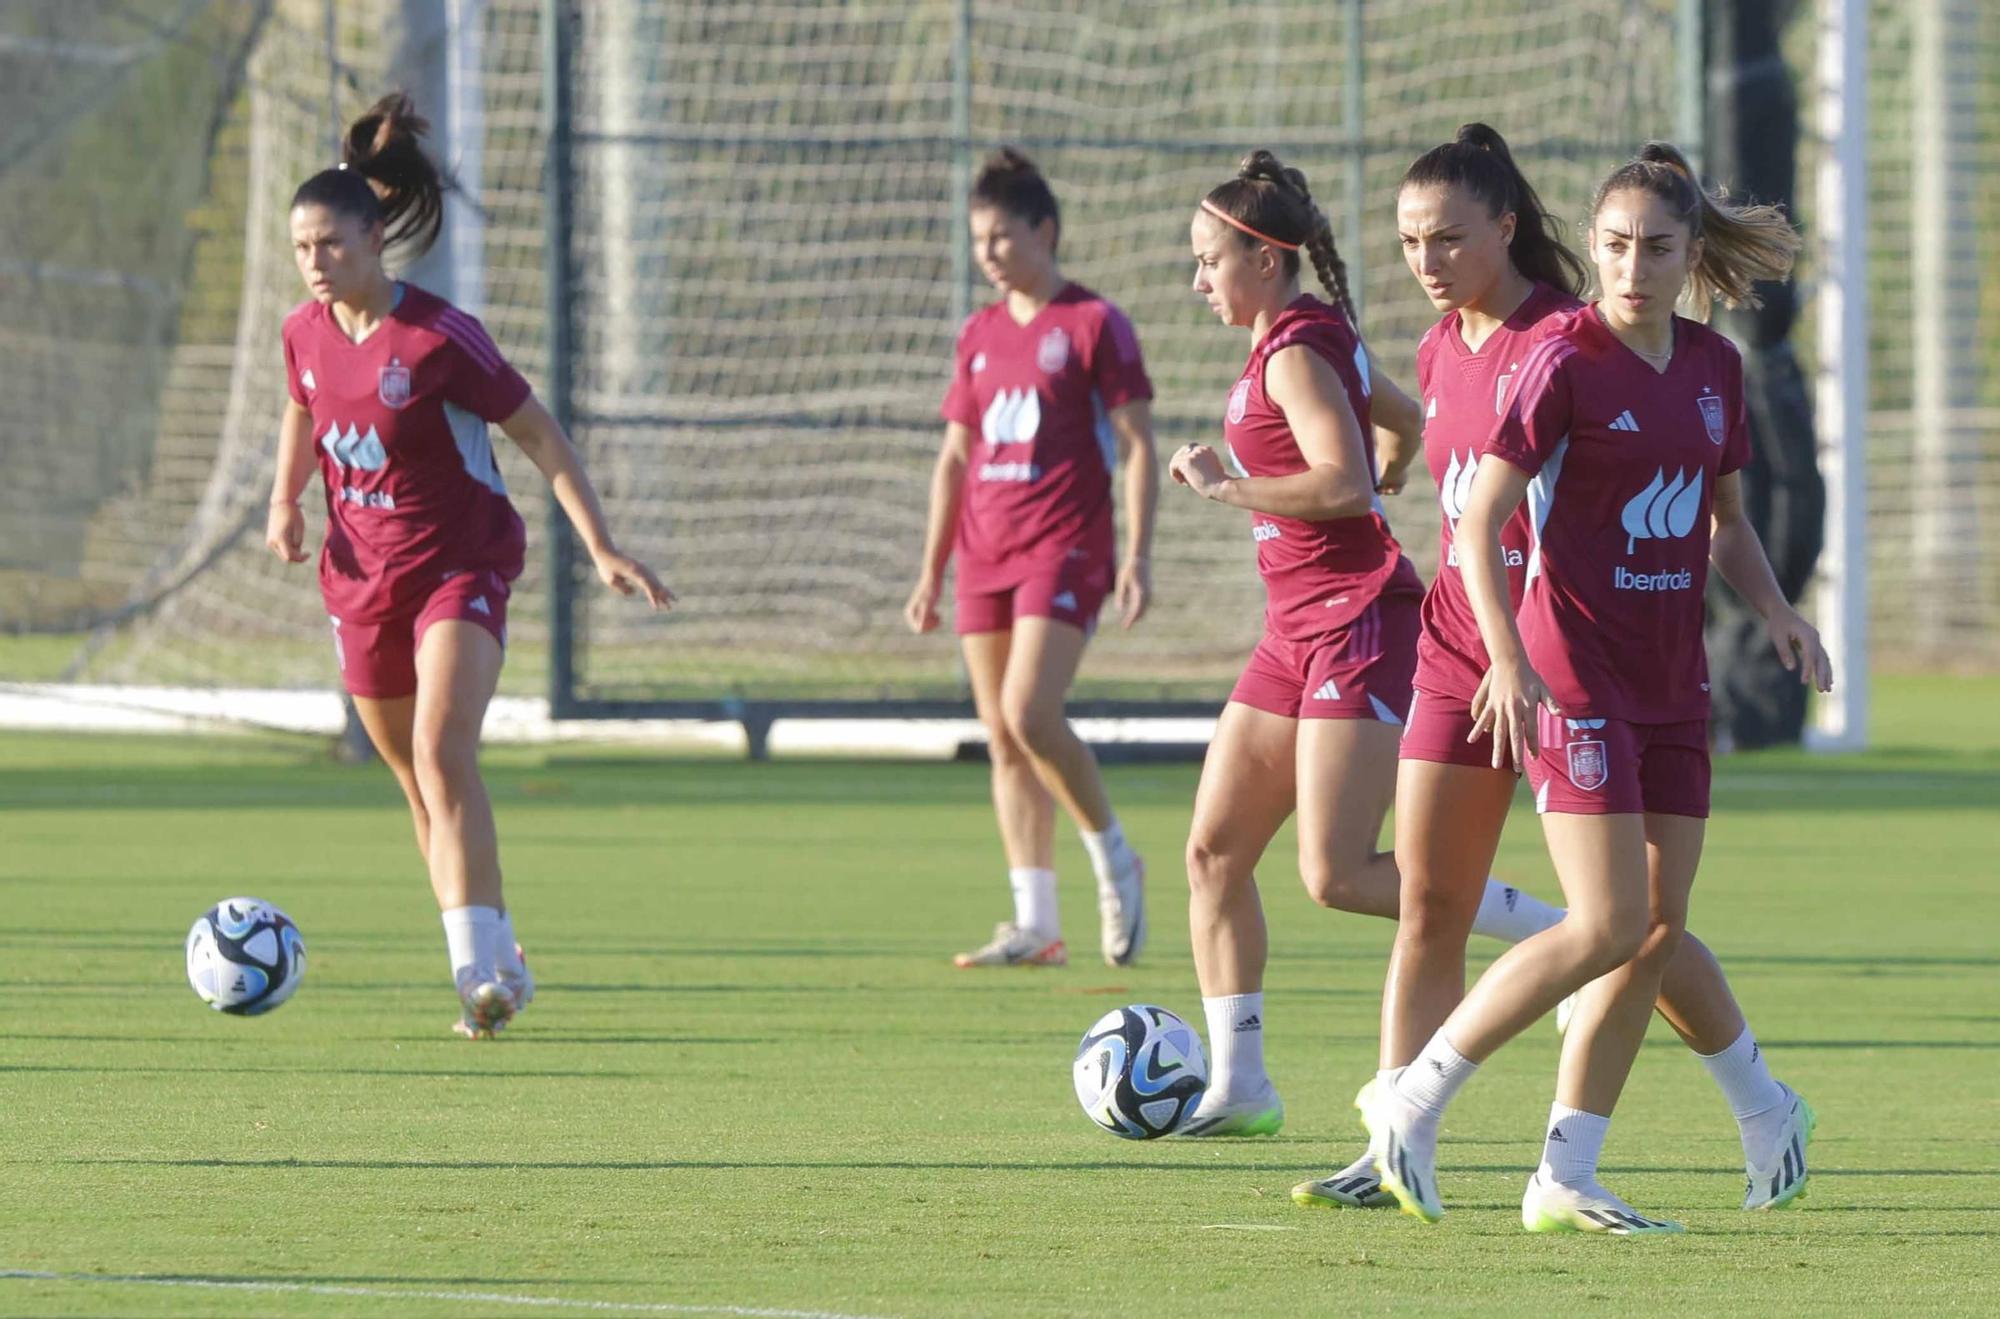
[1234,1014,1262,1032]
[1504,886,1519,911]
[1548,1125,1568,1143]
[1050,590,1078,611]
[469,597,491,617]
[1310,679,1340,702]
[1429,1057,1447,1074]
[1609,409,1642,432]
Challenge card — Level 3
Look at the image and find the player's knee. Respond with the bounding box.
[1001,701,1066,759]
[1184,833,1243,901]
[1398,875,1479,945]
[1298,852,1367,912]
[411,730,478,802]
[982,719,1031,771]
[1566,907,1651,976]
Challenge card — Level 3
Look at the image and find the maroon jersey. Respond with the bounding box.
[1483,305,1753,723]
[1221,295,1422,641]
[940,283,1152,591]
[1413,283,1583,699]
[282,285,533,623]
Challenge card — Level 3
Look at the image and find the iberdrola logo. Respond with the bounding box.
[1620,467,1703,554]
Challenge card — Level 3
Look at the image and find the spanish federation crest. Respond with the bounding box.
[378,359,412,409]
[1227,379,1252,424]
[1037,326,1071,374]
[1494,368,1516,415]
[1697,390,1726,446]
[1565,738,1608,792]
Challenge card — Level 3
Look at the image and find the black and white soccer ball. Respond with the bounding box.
[185,897,306,1015]
[1072,1004,1208,1139]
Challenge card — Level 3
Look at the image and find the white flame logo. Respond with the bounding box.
[1438,450,1478,524]
[1619,466,1704,554]
[981,388,1041,445]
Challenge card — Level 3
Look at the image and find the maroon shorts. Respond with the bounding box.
[1228,596,1419,722]
[955,549,1111,636]
[1524,708,1710,818]
[1399,688,1505,769]
[328,568,509,700]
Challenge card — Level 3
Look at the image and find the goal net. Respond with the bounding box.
[5,0,1995,731]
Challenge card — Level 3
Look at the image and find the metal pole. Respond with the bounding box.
[1341,0,1364,320]
[949,0,974,329]
[542,0,579,717]
[1677,0,1704,170]
[325,0,339,157]
[1808,0,1868,751]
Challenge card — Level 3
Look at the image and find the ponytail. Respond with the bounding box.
[1590,140,1801,315]
[1399,122,1588,297]
[289,93,448,258]
[1201,150,1357,327]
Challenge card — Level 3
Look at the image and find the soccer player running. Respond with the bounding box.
[1361,142,1831,1233]
[906,149,1157,970]
[1167,151,1437,1136]
[1298,126,1816,1218]
[264,96,671,1037]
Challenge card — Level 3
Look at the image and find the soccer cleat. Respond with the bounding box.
[1098,852,1147,968]
[500,942,535,1012]
[1521,1171,1685,1235]
[451,978,516,1040]
[952,922,1067,969]
[1556,991,1577,1036]
[1292,1150,1398,1209]
[1177,1078,1285,1138]
[1362,1077,1444,1223]
[1741,1084,1816,1211]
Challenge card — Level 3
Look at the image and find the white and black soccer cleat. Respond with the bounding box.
[1521,1170,1685,1235]
[1742,1084,1816,1211]
[1097,852,1147,968]
[1292,1150,1398,1209]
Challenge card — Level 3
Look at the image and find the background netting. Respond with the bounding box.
[2,1,1994,708]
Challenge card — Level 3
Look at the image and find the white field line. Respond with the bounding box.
[0,1270,891,1319]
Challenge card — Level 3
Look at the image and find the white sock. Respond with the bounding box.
[1698,1027,1786,1119]
[441,905,501,985]
[1394,1032,1479,1120]
[1539,1103,1611,1187]
[496,909,527,977]
[1698,1027,1790,1159]
[1080,818,1133,892]
[1202,992,1266,1099]
[1470,880,1565,943]
[1008,867,1060,941]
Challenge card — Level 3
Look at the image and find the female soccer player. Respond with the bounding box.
[906,149,1157,970]
[264,95,670,1037]
[1165,149,1438,1136]
[1362,141,1830,1232]
[1298,126,1814,1218]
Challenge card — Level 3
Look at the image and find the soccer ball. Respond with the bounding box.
[185,898,306,1015]
[1072,1004,1208,1139]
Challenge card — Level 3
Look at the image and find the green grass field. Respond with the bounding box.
[4,675,1997,1317]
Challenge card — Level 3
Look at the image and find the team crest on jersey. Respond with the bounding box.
[1565,738,1609,792]
[1697,389,1726,445]
[971,351,987,374]
[378,359,412,409]
[1036,327,1070,374]
[1494,371,1516,415]
[1227,379,1252,424]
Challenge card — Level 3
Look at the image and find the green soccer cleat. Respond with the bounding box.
[1521,1171,1685,1235]
[1177,1079,1284,1138]
[1292,1149,1398,1209]
[1362,1075,1444,1223]
[1742,1085,1816,1211]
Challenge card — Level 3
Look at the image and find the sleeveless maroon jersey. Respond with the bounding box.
[1220,294,1421,641]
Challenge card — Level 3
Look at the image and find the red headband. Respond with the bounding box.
[1200,199,1301,251]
